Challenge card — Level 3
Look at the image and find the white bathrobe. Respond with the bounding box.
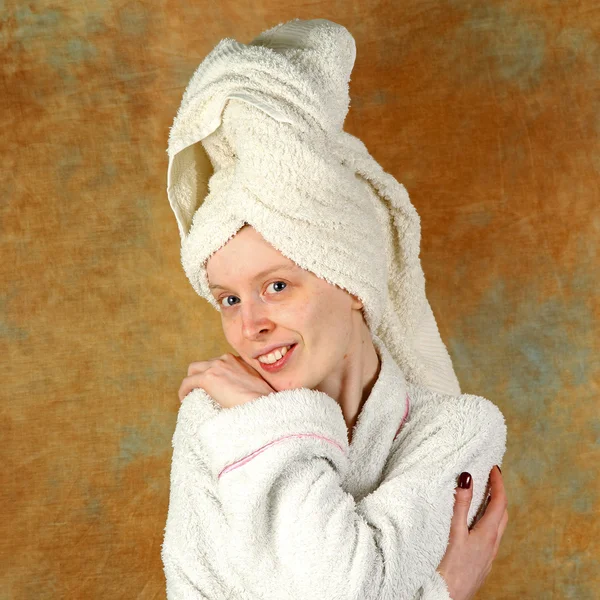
[161,331,507,599]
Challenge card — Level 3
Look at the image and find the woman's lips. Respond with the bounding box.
[257,343,298,373]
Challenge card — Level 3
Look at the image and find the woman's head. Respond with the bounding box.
[206,224,369,391]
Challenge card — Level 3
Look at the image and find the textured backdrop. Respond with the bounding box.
[2,1,599,598]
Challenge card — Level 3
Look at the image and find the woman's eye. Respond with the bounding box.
[220,295,238,308]
[219,281,287,308]
[267,281,287,294]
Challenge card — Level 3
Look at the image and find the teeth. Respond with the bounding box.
[258,345,292,364]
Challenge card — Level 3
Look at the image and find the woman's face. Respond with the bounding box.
[206,225,365,391]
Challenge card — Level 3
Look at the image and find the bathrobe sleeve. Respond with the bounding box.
[162,385,506,600]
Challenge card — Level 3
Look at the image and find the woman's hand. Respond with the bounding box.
[436,465,508,600]
[178,353,276,409]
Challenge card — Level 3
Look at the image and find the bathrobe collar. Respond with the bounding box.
[342,333,410,501]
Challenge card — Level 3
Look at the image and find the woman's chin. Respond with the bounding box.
[268,381,298,392]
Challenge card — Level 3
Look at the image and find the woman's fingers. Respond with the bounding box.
[187,358,219,377]
[473,466,507,531]
[178,375,194,402]
[178,372,206,402]
[180,358,226,401]
[436,467,508,600]
[450,472,474,541]
[492,508,509,557]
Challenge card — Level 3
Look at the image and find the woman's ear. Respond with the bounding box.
[350,293,364,310]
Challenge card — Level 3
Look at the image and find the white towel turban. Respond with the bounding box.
[166,18,462,397]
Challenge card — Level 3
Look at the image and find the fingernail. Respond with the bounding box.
[458,472,472,489]
[497,465,502,474]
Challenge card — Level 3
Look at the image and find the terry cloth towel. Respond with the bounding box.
[166,17,462,398]
[161,331,508,599]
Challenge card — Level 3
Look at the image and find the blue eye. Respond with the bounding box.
[219,281,287,309]
[220,295,238,308]
[269,281,287,293]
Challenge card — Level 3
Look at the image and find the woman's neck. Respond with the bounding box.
[316,320,381,444]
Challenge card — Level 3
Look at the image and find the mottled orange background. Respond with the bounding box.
[2,1,599,598]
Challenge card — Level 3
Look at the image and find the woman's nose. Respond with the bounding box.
[240,298,272,335]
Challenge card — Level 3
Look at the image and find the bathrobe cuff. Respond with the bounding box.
[178,387,350,482]
[419,569,453,599]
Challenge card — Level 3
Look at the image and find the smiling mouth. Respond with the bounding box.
[257,343,298,371]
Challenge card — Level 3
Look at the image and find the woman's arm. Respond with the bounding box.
[162,385,506,600]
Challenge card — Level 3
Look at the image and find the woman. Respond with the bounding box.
[164,225,507,600]
[161,18,508,599]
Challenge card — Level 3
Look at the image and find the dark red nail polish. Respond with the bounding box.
[459,472,472,489]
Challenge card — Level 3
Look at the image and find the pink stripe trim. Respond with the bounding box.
[218,433,345,479]
[393,393,411,441]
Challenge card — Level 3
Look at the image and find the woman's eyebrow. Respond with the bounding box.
[209,264,299,291]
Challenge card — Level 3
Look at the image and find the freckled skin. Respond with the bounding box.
[206,224,381,439]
